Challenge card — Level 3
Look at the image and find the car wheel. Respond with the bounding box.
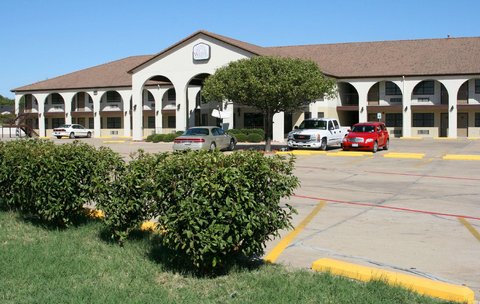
[209,142,216,151]
[69,132,75,139]
[87,132,92,138]
[56,136,62,139]
[227,139,235,151]
[384,139,389,150]
[320,138,327,151]
[372,141,378,153]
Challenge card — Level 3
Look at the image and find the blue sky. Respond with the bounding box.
[1,0,479,98]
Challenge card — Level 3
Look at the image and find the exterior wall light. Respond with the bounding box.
[450,105,454,112]
[404,106,408,112]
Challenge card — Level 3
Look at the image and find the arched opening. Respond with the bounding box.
[187,73,214,129]
[367,81,403,137]
[141,75,174,136]
[44,93,65,135]
[337,82,359,128]
[456,79,480,138]
[16,94,39,132]
[100,90,123,137]
[71,92,93,128]
[410,80,448,137]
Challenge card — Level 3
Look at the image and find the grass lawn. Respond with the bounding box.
[0,211,453,304]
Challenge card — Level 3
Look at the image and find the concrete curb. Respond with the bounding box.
[312,258,475,304]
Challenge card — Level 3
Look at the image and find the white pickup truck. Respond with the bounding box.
[287,118,349,150]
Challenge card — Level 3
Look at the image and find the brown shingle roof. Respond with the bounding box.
[12,55,154,92]
[12,32,480,93]
[266,37,480,78]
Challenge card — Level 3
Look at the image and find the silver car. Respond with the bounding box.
[173,126,236,151]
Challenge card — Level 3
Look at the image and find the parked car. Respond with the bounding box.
[342,122,389,152]
[287,118,349,150]
[53,124,93,139]
[173,126,236,151]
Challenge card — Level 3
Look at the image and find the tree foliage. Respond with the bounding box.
[0,94,14,106]
[201,56,336,151]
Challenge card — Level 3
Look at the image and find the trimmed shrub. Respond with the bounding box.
[247,133,264,143]
[0,139,55,210]
[97,151,169,242]
[234,133,248,142]
[162,133,177,142]
[151,134,165,143]
[154,150,298,272]
[0,139,123,227]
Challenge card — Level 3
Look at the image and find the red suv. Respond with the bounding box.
[342,122,389,153]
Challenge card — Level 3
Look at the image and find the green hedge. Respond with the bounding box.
[0,139,122,226]
[226,128,264,142]
[146,131,183,143]
[1,140,299,274]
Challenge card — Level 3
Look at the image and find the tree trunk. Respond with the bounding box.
[264,109,273,152]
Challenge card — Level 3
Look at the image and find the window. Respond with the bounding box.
[106,91,121,103]
[51,94,63,105]
[244,113,264,129]
[304,112,311,119]
[167,89,176,101]
[167,116,176,128]
[385,81,402,95]
[317,112,324,118]
[475,113,480,127]
[88,118,94,129]
[147,116,155,128]
[51,118,65,128]
[385,113,403,127]
[201,113,208,126]
[107,117,121,129]
[333,120,340,129]
[413,113,434,127]
[475,80,480,94]
[413,81,434,95]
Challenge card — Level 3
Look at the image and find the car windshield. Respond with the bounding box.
[352,125,375,133]
[298,120,327,130]
[184,128,210,136]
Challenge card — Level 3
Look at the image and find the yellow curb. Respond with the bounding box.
[103,140,125,144]
[434,137,457,140]
[98,136,112,139]
[276,150,326,156]
[467,137,480,140]
[327,151,372,157]
[400,137,423,140]
[384,152,425,159]
[264,201,326,263]
[312,258,475,304]
[443,154,480,161]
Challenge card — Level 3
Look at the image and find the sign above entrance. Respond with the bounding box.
[193,43,211,61]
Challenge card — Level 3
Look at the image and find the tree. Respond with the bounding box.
[201,56,336,151]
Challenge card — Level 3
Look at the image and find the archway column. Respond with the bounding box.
[91,91,103,138]
[401,78,414,138]
[14,94,22,116]
[33,93,48,137]
[273,111,285,142]
[187,86,201,128]
[349,81,377,123]
[61,92,75,125]
[442,79,466,138]
[118,91,132,137]
[174,79,188,133]
[151,88,168,134]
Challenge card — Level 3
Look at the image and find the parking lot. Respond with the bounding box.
[5,136,480,295]
[264,138,480,296]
